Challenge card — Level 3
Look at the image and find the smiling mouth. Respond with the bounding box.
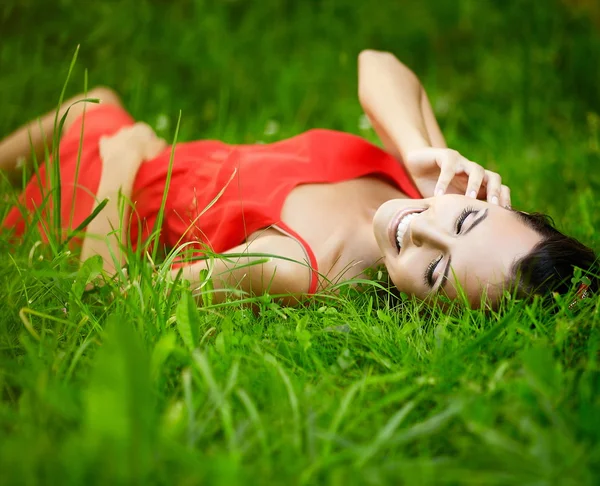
[389,209,424,251]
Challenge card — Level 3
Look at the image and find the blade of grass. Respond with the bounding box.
[50,45,80,246]
[69,68,88,230]
[151,110,181,262]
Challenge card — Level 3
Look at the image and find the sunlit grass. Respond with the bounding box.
[1,0,600,484]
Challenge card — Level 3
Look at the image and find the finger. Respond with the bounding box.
[463,162,485,199]
[143,138,168,161]
[433,151,460,196]
[131,122,154,142]
[484,171,502,205]
[500,185,511,209]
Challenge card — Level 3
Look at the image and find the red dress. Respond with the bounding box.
[3,105,421,293]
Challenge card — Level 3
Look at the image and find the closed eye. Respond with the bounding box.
[424,207,488,290]
[424,254,443,288]
[455,206,477,233]
[459,208,489,236]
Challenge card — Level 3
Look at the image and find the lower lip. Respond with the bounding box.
[388,208,423,249]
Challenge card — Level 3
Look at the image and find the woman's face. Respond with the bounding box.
[372,195,542,306]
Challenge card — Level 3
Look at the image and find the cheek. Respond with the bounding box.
[449,248,508,303]
[385,252,423,295]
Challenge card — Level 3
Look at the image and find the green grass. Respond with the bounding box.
[2,0,600,484]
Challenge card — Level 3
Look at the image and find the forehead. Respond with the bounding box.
[445,209,541,303]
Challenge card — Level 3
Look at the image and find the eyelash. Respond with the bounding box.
[423,206,477,288]
[423,255,443,288]
[455,206,476,233]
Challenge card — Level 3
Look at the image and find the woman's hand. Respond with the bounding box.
[81,123,166,274]
[406,147,511,207]
[99,122,166,175]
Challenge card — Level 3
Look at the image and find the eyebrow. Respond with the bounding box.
[435,209,489,292]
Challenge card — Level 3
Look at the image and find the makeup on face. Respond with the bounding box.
[372,195,542,305]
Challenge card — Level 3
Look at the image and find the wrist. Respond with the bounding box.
[391,126,431,158]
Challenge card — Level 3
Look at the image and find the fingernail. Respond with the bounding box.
[435,189,444,197]
[491,196,499,205]
[469,191,477,198]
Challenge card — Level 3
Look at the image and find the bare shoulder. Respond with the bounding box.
[177,232,315,305]
[241,233,313,298]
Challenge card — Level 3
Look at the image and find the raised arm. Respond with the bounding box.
[358,49,510,206]
[358,50,437,158]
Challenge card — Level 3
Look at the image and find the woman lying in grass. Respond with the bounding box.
[0,50,596,307]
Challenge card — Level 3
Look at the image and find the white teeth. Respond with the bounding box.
[396,212,418,249]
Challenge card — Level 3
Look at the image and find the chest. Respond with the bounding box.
[276,176,405,284]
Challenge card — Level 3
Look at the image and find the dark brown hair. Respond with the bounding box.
[510,212,598,298]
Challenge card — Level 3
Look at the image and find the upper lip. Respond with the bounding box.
[389,208,425,252]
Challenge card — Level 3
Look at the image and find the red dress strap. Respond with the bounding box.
[273,223,319,294]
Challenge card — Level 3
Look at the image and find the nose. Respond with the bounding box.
[409,211,452,250]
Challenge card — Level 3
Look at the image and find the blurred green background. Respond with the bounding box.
[2,0,600,484]
[2,0,600,233]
